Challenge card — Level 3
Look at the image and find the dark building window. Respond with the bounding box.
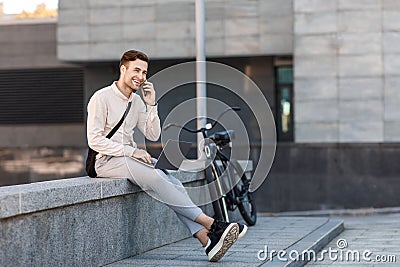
[0,68,84,124]
[275,66,294,142]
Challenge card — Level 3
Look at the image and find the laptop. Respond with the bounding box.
[132,140,193,170]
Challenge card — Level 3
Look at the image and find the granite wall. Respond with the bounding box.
[0,170,232,266]
[294,0,400,142]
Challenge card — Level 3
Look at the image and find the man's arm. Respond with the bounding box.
[136,100,161,141]
[87,93,136,156]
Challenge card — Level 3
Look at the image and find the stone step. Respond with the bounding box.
[106,216,344,266]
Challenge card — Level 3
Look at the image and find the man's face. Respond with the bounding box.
[122,59,148,91]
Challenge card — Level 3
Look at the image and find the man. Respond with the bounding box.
[86,50,247,262]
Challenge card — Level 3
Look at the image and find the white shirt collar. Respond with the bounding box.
[111,81,134,102]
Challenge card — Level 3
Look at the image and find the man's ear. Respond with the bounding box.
[120,65,126,74]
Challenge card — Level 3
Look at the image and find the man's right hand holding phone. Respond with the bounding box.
[141,81,156,106]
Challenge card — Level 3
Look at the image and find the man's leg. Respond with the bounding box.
[96,156,241,261]
[160,171,243,261]
[96,156,206,219]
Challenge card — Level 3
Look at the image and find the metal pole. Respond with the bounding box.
[195,0,206,159]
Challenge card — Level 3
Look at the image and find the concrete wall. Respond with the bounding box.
[0,19,85,148]
[0,125,86,148]
[57,0,293,61]
[0,19,71,69]
[294,0,400,142]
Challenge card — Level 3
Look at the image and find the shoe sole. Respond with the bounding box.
[238,224,248,240]
[208,223,239,262]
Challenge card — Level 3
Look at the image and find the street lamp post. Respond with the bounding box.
[195,0,206,159]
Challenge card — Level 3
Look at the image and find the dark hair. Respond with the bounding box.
[119,50,149,68]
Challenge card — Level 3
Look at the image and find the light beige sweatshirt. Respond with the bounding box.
[87,82,160,159]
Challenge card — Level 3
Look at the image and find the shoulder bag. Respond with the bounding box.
[85,101,132,178]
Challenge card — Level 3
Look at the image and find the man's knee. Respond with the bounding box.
[132,169,166,185]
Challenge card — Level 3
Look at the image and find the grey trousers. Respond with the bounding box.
[95,155,205,235]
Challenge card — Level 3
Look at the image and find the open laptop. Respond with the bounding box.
[132,140,192,170]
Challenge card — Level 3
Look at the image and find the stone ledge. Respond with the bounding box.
[0,172,202,220]
[0,160,252,219]
[0,160,252,267]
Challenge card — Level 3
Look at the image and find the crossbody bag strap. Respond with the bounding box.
[105,101,132,139]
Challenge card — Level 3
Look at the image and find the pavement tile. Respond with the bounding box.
[305,214,400,267]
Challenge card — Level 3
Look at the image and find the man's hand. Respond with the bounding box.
[132,148,153,164]
[141,81,156,106]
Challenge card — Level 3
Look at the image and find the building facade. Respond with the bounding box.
[1,0,399,211]
[0,18,86,185]
[56,0,400,212]
[58,0,400,143]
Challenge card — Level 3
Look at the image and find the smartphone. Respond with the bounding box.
[142,80,149,97]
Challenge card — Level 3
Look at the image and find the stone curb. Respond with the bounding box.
[263,218,344,266]
[264,206,400,217]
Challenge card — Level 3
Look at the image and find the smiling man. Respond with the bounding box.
[86,50,246,262]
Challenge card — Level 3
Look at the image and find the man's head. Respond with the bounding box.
[118,50,149,92]
[119,50,148,68]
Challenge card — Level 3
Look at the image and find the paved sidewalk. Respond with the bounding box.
[306,213,400,267]
[106,216,343,266]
